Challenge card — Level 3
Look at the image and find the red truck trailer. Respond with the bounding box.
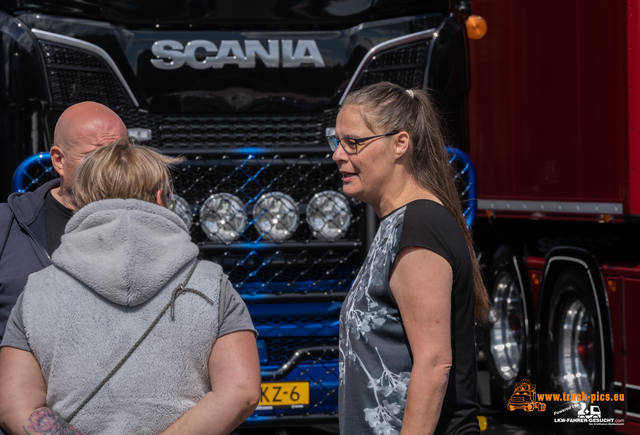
[469,1,640,433]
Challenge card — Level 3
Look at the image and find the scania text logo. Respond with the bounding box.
[151,39,325,70]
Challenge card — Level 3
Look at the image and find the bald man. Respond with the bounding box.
[0,102,128,340]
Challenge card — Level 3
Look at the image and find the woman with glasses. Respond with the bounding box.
[330,82,489,435]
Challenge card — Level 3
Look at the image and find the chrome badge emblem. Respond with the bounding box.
[151,39,325,70]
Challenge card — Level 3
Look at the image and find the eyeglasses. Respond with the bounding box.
[326,131,399,155]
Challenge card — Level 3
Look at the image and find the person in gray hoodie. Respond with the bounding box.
[0,141,261,434]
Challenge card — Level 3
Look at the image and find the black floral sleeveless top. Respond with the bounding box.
[338,200,481,435]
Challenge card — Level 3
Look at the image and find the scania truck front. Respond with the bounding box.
[0,0,472,426]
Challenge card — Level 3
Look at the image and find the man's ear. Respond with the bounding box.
[393,131,411,159]
[50,146,65,177]
[156,189,167,207]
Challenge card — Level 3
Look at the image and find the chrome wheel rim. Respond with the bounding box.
[490,271,524,381]
[558,298,594,395]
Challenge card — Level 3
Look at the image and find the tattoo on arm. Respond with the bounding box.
[22,407,82,435]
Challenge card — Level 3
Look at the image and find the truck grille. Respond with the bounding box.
[354,40,429,91]
[254,315,339,336]
[172,153,365,295]
[40,42,131,109]
[262,337,339,364]
[119,109,338,149]
[217,249,360,295]
[255,315,339,364]
[173,155,361,242]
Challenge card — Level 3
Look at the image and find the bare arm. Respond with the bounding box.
[389,247,453,435]
[160,330,261,435]
[0,347,82,435]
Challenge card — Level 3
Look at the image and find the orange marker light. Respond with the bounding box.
[466,15,488,40]
[607,279,617,293]
[531,272,541,286]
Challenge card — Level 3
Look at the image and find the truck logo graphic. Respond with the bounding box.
[577,402,601,420]
[151,39,326,70]
[507,379,547,412]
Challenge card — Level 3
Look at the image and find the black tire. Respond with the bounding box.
[546,266,611,435]
[486,246,533,409]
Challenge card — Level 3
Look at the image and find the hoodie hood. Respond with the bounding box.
[52,198,199,307]
[8,179,60,225]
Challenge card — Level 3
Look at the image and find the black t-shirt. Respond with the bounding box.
[45,191,74,256]
[339,200,480,434]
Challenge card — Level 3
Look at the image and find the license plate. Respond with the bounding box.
[257,381,310,410]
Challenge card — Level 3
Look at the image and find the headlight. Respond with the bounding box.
[305,191,351,241]
[200,193,247,243]
[168,194,193,230]
[253,192,299,242]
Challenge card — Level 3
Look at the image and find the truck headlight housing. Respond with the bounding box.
[253,192,299,242]
[200,193,247,243]
[306,191,351,241]
[168,194,193,230]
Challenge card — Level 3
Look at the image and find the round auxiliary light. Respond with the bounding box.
[200,193,247,243]
[168,194,193,230]
[253,192,299,242]
[306,191,352,241]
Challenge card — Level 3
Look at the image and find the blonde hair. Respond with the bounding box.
[343,82,490,321]
[74,140,184,210]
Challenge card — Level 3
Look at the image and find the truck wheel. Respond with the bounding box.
[487,247,532,407]
[547,266,607,435]
[548,267,601,399]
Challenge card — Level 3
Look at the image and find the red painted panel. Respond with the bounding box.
[511,1,580,199]
[468,0,514,197]
[602,264,640,428]
[617,420,640,435]
[624,279,640,387]
[603,264,640,279]
[526,256,545,270]
[469,0,629,205]
[629,0,640,214]
[580,1,627,201]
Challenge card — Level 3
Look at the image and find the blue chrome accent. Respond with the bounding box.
[247,302,342,318]
[12,152,55,193]
[248,303,341,364]
[231,249,356,295]
[252,312,340,339]
[238,279,351,295]
[255,321,339,338]
[237,147,269,155]
[445,147,477,229]
[232,154,275,205]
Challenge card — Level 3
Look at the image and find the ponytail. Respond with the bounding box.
[343,82,489,321]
